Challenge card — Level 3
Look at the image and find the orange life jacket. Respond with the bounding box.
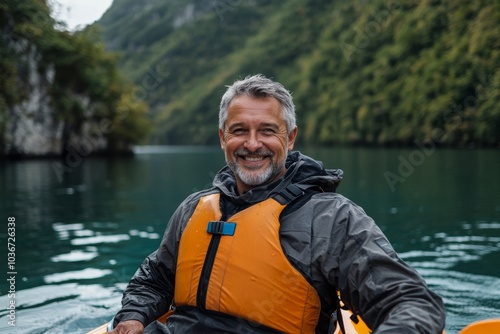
[174,192,322,333]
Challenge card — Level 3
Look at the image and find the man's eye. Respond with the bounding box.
[232,129,245,135]
[261,128,275,134]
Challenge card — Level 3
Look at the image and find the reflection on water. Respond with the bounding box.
[0,283,125,333]
[399,220,500,333]
[402,222,500,271]
[0,146,499,334]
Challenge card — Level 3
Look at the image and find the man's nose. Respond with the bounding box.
[244,131,262,152]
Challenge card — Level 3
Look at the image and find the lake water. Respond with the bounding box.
[1,146,499,334]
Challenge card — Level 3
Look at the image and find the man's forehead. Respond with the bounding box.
[228,95,281,109]
[224,95,285,128]
[226,119,281,129]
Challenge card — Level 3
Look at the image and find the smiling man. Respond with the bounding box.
[109,74,445,334]
[220,93,297,193]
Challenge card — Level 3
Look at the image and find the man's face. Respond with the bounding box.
[219,95,297,194]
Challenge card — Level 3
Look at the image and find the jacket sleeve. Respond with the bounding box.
[327,197,446,334]
[113,195,200,327]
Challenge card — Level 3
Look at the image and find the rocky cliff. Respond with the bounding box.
[3,42,107,158]
[1,1,150,159]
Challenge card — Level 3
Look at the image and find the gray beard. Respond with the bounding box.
[226,153,286,187]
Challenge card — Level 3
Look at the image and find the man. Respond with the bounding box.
[109,74,446,333]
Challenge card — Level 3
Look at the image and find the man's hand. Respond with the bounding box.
[107,320,144,334]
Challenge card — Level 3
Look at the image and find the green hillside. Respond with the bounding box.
[0,0,151,156]
[97,0,500,147]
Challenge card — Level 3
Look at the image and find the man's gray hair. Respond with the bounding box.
[219,74,296,133]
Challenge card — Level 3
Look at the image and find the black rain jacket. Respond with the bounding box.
[114,151,446,333]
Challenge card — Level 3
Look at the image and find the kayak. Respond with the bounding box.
[459,318,500,334]
[86,322,109,334]
[86,310,500,334]
[86,308,368,334]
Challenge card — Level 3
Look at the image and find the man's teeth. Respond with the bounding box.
[244,156,265,161]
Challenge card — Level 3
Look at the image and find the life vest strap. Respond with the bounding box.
[273,184,305,204]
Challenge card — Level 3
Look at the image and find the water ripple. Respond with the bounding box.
[44,268,113,284]
[51,250,99,262]
[71,234,130,245]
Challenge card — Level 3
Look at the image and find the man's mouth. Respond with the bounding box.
[235,149,273,163]
[241,155,267,162]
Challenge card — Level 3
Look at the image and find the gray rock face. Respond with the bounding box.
[3,43,107,158]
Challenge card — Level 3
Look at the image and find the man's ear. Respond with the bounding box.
[288,126,298,150]
[218,128,225,150]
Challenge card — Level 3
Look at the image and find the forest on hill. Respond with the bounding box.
[97,0,499,147]
[1,0,498,156]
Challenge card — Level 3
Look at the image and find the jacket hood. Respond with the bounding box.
[212,151,343,205]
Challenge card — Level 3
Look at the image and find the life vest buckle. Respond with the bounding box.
[207,221,236,236]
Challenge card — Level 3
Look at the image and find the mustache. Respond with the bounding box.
[234,148,274,157]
